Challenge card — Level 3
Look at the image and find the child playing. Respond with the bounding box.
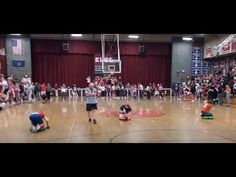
[29,112,50,133]
[119,102,132,121]
[201,100,213,117]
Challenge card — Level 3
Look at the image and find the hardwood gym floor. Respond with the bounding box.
[0,97,236,143]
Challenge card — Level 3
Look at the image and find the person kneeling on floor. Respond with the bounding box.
[201,100,213,117]
[29,112,50,133]
[119,102,132,121]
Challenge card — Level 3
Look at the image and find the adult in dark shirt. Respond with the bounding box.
[217,85,224,105]
[46,83,52,101]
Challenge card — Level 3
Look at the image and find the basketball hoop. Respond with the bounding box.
[108,65,115,76]
[101,34,122,74]
[110,69,115,76]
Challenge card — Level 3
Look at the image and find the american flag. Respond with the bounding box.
[12,39,22,55]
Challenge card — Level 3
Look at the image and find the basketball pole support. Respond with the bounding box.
[101,34,120,61]
[101,34,121,74]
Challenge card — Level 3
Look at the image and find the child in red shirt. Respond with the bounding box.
[201,100,213,117]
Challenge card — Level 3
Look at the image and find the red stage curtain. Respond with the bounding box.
[121,55,171,87]
[31,39,171,88]
[31,40,171,56]
[32,53,94,87]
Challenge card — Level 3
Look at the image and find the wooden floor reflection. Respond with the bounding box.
[0,97,236,143]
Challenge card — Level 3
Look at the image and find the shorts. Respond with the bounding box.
[41,94,47,100]
[86,103,97,111]
[101,91,106,97]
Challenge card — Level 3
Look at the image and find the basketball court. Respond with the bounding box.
[0,34,236,143]
[0,98,236,143]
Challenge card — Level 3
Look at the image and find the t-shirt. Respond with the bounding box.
[61,86,67,93]
[41,84,46,91]
[72,86,77,92]
[85,87,97,104]
[139,85,143,90]
[120,105,132,113]
[233,83,236,90]
[101,86,105,91]
[30,112,45,119]
[201,103,212,113]
[46,86,52,92]
[225,87,231,94]
[2,80,8,91]
[86,77,91,83]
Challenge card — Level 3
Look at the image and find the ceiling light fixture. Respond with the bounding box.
[128,35,139,39]
[10,34,21,36]
[71,34,83,37]
[182,37,193,41]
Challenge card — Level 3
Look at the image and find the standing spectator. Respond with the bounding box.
[34,82,38,99]
[126,83,131,97]
[7,82,15,104]
[173,83,179,100]
[138,83,144,99]
[212,86,218,105]
[41,83,47,103]
[159,84,163,99]
[35,83,41,100]
[60,84,67,101]
[120,84,126,100]
[233,81,236,96]
[106,85,111,100]
[41,83,46,97]
[100,84,106,100]
[85,83,97,124]
[72,84,78,97]
[111,84,116,99]
[217,84,224,105]
[225,85,231,105]
[46,83,52,102]
[117,75,122,85]
[96,83,102,98]
[26,83,33,103]
[132,84,137,99]
[19,82,26,101]
[1,76,8,95]
[115,84,120,100]
[154,88,159,100]
[54,83,59,97]
[207,86,214,103]
[146,85,151,100]
[31,82,35,100]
